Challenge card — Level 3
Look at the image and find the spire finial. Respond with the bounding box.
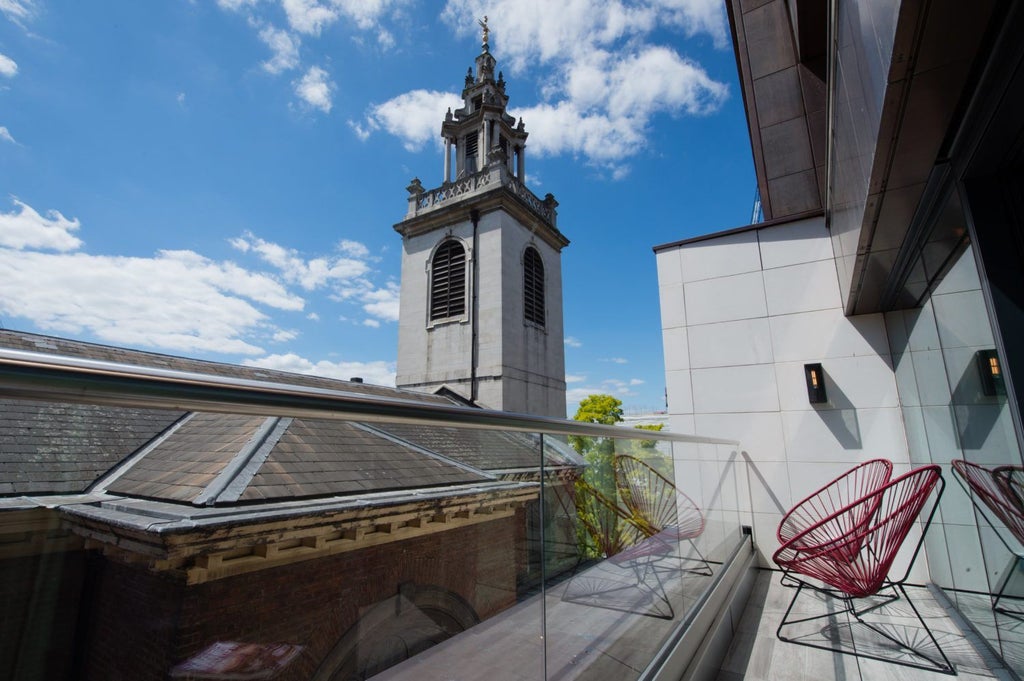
[478,15,489,51]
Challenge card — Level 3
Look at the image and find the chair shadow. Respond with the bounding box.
[779,583,981,675]
[561,560,674,620]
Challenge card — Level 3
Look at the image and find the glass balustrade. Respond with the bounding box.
[0,351,748,680]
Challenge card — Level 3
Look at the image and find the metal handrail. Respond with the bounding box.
[0,348,738,445]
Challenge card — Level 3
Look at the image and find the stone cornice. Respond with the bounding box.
[396,169,568,252]
[47,481,538,584]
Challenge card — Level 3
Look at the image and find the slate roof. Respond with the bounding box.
[0,330,545,506]
[103,415,488,505]
[0,399,185,495]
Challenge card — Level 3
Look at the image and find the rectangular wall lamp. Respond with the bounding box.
[977,349,1006,396]
[804,363,827,404]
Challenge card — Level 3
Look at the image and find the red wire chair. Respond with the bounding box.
[776,459,893,585]
[773,465,950,673]
[613,455,712,576]
[951,459,1024,613]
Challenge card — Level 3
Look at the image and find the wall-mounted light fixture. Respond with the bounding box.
[977,349,1005,397]
[804,363,827,404]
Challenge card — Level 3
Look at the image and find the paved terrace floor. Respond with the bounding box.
[719,571,1017,681]
[375,541,1016,681]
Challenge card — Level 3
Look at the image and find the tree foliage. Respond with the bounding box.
[568,395,625,556]
[633,422,664,449]
[569,394,623,459]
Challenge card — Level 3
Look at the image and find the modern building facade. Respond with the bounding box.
[656,0,1024,673]
[394,28,569,419]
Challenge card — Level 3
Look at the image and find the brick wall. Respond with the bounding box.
[80,515,517,680]
[0,550,86,680]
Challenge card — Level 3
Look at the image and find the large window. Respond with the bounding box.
[430,240,466,321]
[523,246,545,326]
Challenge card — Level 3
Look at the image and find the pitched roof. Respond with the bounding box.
[102,415,489,505]
[0,399,185,495]
[0,330,556,507]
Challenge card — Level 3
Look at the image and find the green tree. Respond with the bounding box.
[569,395,625,557]
[569,394,623,459]
[632,422,664,449]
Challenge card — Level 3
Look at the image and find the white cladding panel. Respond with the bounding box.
[657,215,913,568]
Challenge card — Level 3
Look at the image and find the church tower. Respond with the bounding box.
[394,20,569,418]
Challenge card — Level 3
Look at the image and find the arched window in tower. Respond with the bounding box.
[523,246,545,326]
[430,240,467,321]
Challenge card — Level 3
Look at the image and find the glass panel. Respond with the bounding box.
[539,431,744,680]
[888,235,1024,676]
[0,388,746,679]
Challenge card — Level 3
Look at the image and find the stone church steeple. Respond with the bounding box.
[393,20,569,417]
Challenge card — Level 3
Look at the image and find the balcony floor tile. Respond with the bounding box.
[718,571,1010,680]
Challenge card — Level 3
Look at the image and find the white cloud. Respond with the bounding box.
[510,101,644,164]
[0,127,15,144]
[176,92,187,107]
[0,53,17,78]
[273,328,299,342]
[652,0,729,47]
[0,0,36,28]
[259,24,301,74]
[355,89,462,151]
[602,357,629,364]
[381,0,730,173]
[279,0,405,36]
[377,28,395,50]
[565,374,586,383]
[0,248,301,356]
[442,0,727,70]
[231,231,369,289]
[0,198,82,251]
[564,336,582,348]
[216,0,261,10]
[630,378,645,385]
[348,120,372,141]
[601,47,728,118]
[360,281,399,322]
[244,352,396,386]
[510,47,727,167]
[338,239,369,258]
[294,65,334,112]
[282,0,337,36]
[567,377,640,408]
[0,200,403,361]
[0,199,317,356]
[218,0,405,90]
[567,386,597,406]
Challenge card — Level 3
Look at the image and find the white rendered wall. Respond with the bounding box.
[657,216,915,568]
[396,209,566,418]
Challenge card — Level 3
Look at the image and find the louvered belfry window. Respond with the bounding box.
[523,246,545,326]
[430,240,467,321]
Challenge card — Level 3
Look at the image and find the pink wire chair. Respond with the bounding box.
[613,455,712,576]
[952,459,1024,613]
[773,465,950,673]
[776,459,893,585]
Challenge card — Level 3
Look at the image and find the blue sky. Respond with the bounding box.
[0,0,754,416]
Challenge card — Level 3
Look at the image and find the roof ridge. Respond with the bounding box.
[194,417,293,506]
[90,412,197,495]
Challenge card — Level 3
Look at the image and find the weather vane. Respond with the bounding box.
[478,15,489,48]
